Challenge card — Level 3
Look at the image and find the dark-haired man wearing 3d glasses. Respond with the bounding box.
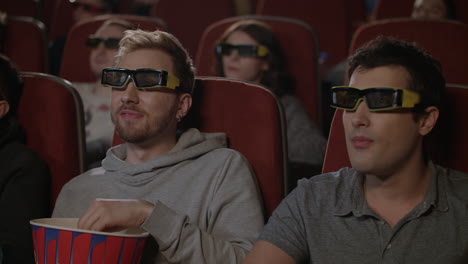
[53,29,264,264]
[244,36,468,264]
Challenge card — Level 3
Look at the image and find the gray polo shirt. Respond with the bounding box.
[259,162,468,263]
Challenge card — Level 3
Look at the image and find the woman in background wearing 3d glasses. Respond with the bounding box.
[73,19,135,168]
[215,20,327,187]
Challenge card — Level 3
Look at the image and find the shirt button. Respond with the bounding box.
[386,244,392,249]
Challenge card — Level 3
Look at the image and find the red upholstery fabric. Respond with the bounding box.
[42,0,58,28]
[0,0,39,18]
[322,109,350,173]
[150,0,234,59]
[430,85,468,172]
[322,85,468,174]
[4,16,48,73]
[371,0,413,20]
[256,0,352,68]
[350,0,367,31]
[48,0,74,41]
[113,77,287,217]
[195,15,322,127]
[350,19,468,84]
[453,0,468,24]
[59,14,167,82]
[17,72,86,209]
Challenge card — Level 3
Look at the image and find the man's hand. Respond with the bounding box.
[77,199,154,232]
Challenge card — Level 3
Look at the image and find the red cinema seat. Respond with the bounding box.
[18,72,86,209]
[255,0,352,69]
[150,0,234,59]
[0,0,41,19]
[4,16,48,73]
[371,0,414,20]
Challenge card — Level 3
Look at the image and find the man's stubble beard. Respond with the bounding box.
[111,104,178,145]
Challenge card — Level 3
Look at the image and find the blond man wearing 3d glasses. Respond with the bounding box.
[53,29,264,264]
[243,36,468,264]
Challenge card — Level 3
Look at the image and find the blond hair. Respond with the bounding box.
[116,29,195,93]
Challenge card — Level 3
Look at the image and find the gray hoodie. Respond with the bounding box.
[53,128,264,264]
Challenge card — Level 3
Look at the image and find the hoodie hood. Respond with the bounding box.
[102,128,227,176]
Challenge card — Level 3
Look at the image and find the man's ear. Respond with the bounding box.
[0,100,10,118]
[177,93,192,119]
[419,106,439,136]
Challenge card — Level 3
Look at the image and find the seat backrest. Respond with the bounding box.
[18,72,86,209]
[430,84,468,172]
[350,19,468,85]
[4,16,48,73]
[453,0,468,24]
[195,15,322,127]
[59,14,167,83]
[48,0,75,41]
[322,84,468,174]
[150,0,234,59]
[113,77,287,217]
[256,0,352,68]
[151,0,234,58]
[371,0,413,20]
[0,0,40,19]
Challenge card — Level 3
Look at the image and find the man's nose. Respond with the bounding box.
[350,100,371,128]
[120,79,139,104]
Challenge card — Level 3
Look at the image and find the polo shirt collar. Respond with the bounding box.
[333,161,449,217]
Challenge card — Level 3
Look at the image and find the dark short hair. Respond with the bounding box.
[347,36,445,112]
[215,20,294,97]
[0,54,23,118]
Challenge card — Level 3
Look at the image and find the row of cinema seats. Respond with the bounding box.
[3,0,468,75]
[6,12,468,132]
[60,14,468,133]
[16,74,468,219]
[5,1,468,218]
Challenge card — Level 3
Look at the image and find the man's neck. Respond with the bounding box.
[364,155,431,228]
[125,134,177,165]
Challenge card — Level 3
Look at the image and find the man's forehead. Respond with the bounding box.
[118,49,175,72]
[349,65,411,90]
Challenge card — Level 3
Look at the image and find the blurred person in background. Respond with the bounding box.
[412,0,457,20]
[49,0,118,75]
[215,20,327,184]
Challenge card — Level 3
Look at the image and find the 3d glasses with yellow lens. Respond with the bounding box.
[330,86,421,111]
[215,43,269,57]
[101,68,181,91]
[86,37,121,49]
